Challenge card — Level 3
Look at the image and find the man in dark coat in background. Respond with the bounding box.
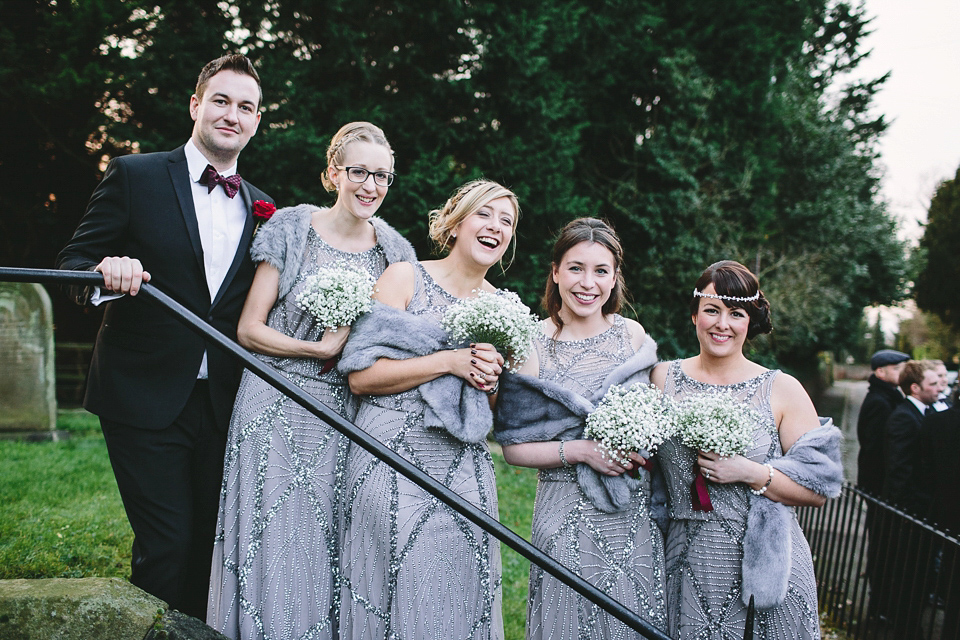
[856,349,908,495]
[856,349,908,628]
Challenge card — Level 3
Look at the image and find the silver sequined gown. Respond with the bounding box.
[657,361,820,640]
[526,316,667,640]
[338,262,504,640]
[208,227,389,640]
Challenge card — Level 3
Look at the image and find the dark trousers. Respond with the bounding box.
[100,380,227,620]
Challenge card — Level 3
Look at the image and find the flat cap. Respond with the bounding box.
[870,349,909,369]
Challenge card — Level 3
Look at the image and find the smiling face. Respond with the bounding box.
[452,196,516,267]
[692,283,751,358]
[190,70,261,167]
[328,141,393,221]
[552,241,617,322]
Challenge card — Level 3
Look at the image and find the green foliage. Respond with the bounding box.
[2,0,907,366]
[915,165,960,329]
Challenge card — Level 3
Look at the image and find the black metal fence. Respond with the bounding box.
[798,484,960,639]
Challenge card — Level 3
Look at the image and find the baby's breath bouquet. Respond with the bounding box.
[674,391,758,457]
[673,390,759,511]
[584,382,676,468]
[295,263,375,330]
[441,289,539,368]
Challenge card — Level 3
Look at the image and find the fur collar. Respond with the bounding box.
[494,338,660,513]
[741,419,843,610]
[339,301,492,443]
[250,204,416,299]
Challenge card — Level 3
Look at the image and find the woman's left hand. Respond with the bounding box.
[697,450,765,486]
[465,342,504,392]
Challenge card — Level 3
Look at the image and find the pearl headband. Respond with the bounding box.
[693,288,759,303]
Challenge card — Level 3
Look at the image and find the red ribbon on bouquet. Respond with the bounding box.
[691,462,714,511]
[628,456,655,479]
[319,354,340,375]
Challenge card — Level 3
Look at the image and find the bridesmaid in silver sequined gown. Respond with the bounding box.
[208,123,415,640]
[652,261,827,640]
[338,180,519,639]
[501,218,666,639]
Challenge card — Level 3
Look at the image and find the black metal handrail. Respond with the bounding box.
[1,266,674,639]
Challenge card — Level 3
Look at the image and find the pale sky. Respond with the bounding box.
[843,0,960,243]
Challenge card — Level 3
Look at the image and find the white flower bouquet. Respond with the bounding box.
[673,390,759,511]
[674,391,758,457]
[584,382,676,467]
[295,263,375,330]
[441,289,539,368]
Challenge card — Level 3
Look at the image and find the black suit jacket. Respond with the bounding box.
[920,405,960,534]
[882,399,932,517]
[56,145,272,430]
[856,374,903,495]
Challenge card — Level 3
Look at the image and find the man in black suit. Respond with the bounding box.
[883,360,939,513]
[920,403,960,638]
[56,54,272,619]
[877,360,940,638]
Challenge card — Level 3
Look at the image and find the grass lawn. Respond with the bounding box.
[0,410,540,639]
[0,410,132,580]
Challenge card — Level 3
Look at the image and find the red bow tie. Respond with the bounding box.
[200,164,243,199]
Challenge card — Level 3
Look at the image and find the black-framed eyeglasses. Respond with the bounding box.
[335,166,395,187]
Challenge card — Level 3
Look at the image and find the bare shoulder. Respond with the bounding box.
[772,370,820,446]
[650,361,670,390]
[772,370,813,405]
[515,320,547,376]
[622,316,646,351]
[373,261,416,309]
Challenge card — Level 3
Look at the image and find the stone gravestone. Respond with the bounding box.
[0,282,57,436]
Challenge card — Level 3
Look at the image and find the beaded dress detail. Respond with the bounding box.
[656,361,820,639]
[338,262,504,640]
[209,227,388,640]
[527,316,667,639]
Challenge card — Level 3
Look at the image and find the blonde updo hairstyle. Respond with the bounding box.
[321,122,394,193]
[427,179,520,267]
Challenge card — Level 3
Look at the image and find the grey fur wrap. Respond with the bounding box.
[338,301,492,443]
[493,338,665,515]
[250,204,417,299]
[741,419,843,610]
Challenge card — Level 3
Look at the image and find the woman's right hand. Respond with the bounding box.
[565,440,641,476]
[312,325,350,361]
[448,342,504,393]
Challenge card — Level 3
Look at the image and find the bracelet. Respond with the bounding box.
[485,380,500,395]
[558,441,572,467]
[750,463,775,496]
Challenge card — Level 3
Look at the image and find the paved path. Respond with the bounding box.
[813,379,867,484]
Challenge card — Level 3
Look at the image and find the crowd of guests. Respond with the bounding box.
[56,54,846,639]
[856,350,959,638]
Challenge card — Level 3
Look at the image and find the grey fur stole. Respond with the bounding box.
[338,301,492,443]
[494,338,661,513]
[741,419,843,610]
[251,204,416,299]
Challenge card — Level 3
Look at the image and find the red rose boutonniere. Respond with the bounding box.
[253,200,277,235]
